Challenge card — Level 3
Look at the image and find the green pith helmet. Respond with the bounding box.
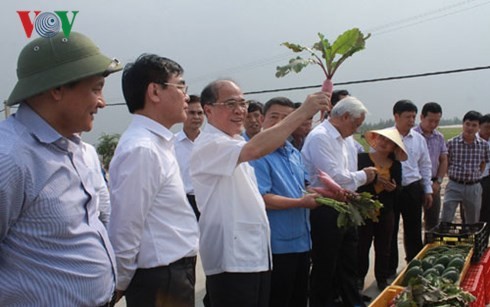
[7,32,122,106]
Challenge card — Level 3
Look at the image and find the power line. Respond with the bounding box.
[243,65,490,95]
[187,0,490,83]
[3,65,489,109]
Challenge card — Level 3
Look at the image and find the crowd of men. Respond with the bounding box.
[1,32,489,307]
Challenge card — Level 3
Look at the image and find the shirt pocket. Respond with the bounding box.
[232,222,266,266]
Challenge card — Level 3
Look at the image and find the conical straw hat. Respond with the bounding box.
[364,128,408,161]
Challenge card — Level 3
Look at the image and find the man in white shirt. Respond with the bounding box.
[108,54,199,307]
[175,94,204,220]
[190,79,329,307]
[389,100,433,277]
[302,97,376,307]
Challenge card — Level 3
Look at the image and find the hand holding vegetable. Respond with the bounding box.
[312,170,383,228]
[297,91,331,121]
[300,191,322,209]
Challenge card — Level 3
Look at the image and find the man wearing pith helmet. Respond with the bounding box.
[0,32,122,306]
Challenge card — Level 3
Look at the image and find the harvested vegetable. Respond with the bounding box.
[276,28,370,119]
[315,192,383,228]
[391,275,475,306]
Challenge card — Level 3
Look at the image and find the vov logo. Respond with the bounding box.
[17,11,79,38]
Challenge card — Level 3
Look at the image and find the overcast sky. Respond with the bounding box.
[2,0,490,145]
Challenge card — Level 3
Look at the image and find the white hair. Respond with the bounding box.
[330,96,368,119]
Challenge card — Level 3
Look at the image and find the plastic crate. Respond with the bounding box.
[477,248,490,304]
[460,264,485,307]
[425,222,489,262]
[391,242,473,287]
[369,285,404,307]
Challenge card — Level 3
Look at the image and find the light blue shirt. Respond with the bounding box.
[250,141,311,254]
[0,104,116,306]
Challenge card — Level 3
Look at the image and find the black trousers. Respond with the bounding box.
[390,180,424,274]
[309,206,364,307]
[270,252,310,307]
[125,256,196,307]
[358,211,394,283]
[206,271,271,307]
[480,176,490,223]
[186,194,200,220]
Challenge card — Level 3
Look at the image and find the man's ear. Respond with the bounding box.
[147,82,160,103]
[49,87,63,101]
[203,104,213,117]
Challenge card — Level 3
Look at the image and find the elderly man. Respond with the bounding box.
[0,32,121,306]
[108,54,199,306]
[302,97,376,307]
[190,80,329,307]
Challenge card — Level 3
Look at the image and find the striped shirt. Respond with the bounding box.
[413,125,448,178]
[447,134,490,182]
[0,104,116,306]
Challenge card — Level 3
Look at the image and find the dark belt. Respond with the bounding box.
[402,179,422,189]
[449,177,480,185]
[169,256,197,267]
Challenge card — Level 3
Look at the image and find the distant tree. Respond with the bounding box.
[96,133,120,171]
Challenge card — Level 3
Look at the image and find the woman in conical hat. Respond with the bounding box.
[357,128,407,292]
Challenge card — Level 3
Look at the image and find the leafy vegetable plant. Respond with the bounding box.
[276,28,370,94]
[312,170,383,228]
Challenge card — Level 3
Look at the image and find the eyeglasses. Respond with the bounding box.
[156,81,188,94]
[213,99,249,110]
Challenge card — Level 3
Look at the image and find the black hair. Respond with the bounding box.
[188,95,200,104]
[463,110,482,123]
[421,102,442,117]
[480,113,490,125]
[393,99,417,115]
[247,100,263,114]
[331,89,350,106]
[122,53,184,113]
[263,97,294,115]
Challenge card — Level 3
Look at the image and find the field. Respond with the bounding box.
[355,125,462,151]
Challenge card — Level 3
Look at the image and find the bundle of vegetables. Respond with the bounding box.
[390,275,475,306]
[276,28,370,118]
[312,170,383,228]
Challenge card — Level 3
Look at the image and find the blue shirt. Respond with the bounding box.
[250,142,311,254]
[0,104,116,306]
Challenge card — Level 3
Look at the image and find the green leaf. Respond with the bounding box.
[275,56,314,78]
[281,42,307,53]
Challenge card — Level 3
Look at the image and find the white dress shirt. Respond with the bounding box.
[302,120,366,190]
[174,130,195,194]
[108,115,199,290]
[400,128,433,193]
[190,124,271,275]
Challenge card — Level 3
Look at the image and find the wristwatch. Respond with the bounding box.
[436,177,443,184]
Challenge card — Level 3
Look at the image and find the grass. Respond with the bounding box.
[354,126,462,151]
